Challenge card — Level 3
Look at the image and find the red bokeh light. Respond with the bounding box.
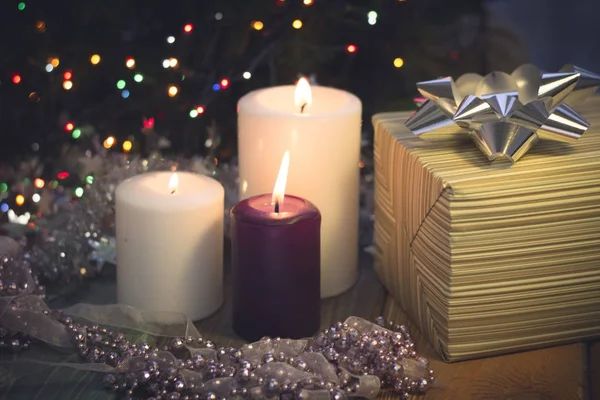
[57,171,70,180]
[196,105,205,114]
[220,78,230,89]
[64,122,74,131]
[143,117,155,129]
[346,44,357,53]
[184,23,193,33]
[12,74,22,84]
[63,71,73,80]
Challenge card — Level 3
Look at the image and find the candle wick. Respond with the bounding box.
[274,200,280,214]
[300,103,307,114]
[171,189,176,195]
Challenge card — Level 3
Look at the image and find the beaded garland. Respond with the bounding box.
[0,252,434,400]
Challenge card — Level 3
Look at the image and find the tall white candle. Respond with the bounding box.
[116,171,224,320]
[238,81,362,298]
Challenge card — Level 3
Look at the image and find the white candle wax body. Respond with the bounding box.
[116,171,224,320]
[238,85,362,298]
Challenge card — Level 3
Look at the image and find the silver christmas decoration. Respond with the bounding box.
[0,254,433,399]
[405,64,600,163]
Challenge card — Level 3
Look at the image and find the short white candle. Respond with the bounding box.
[115,171,224,320]
[238,80,362,298]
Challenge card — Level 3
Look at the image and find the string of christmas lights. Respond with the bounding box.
[1,0,417,225]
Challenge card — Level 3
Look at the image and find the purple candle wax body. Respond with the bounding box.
[231,193,321,342]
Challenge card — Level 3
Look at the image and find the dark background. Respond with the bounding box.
[0,0,598,167]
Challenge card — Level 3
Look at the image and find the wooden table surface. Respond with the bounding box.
[1,251,598,400]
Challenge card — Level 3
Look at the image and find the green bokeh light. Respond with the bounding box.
[0,183,7,193]
[18,2,26,11]
[72,128,81,139]
[74,187,84,198]
[85,175,94,185]
[134,74,143,83]
[116,80,126,89]
[189,109,198,118]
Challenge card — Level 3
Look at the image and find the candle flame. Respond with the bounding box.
[272,151,290,211]
[169,173,179,194]
[294,77,312,113]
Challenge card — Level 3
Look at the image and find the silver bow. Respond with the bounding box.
[405,64,600,162]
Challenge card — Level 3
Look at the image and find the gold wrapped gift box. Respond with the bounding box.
[372,96,600,362]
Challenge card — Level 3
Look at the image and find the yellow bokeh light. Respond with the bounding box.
[63,80,73,90]
[292,19,303,29]
[252,21,264,31]
[122,140,133,152]
[34,178,45,189]
[126,58,136,69]
[90,54,101,65]
[80,267,87,275]
[169,58,178,68]
[304,0,314,5]
[103,136,116,149]
[393,57,404,68]
[16,194,25,206]
[50,57,60,67]
[168,85,179,97]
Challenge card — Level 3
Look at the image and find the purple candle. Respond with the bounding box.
[231,153,321,341]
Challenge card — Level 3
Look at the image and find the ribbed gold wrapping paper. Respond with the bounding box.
[372,96,600,362]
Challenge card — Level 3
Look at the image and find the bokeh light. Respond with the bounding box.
[252,21,264,31]
[103,136,116,149]
[50,58,60,67]
[64,122,74,132]
[74,187,84,198]
[117,80,126,89]
[125,57,136,69]
[196,105,205,114]
[122,140,132,152]
[34,178,45,189]
[243,71,252,79]
[346,44,357,53]
[90,54,101,65]
[12,74,22,84]
[168,85,178,97]
[189,109,199,118]
[167,36,175,44]
[169,58,178,68]
[18,2,26,11]
[63,80,73,90]
[134,73,144,82]
[292,20,303,29]
[220,78,230,89]
[72,128,81,139]
[184,23,193,33]
[32,193,41,203]
[16,194,25,206]
[63,71,72,80]
[393,57,404,68]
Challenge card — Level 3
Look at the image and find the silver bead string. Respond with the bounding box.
[0,254,434,399]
